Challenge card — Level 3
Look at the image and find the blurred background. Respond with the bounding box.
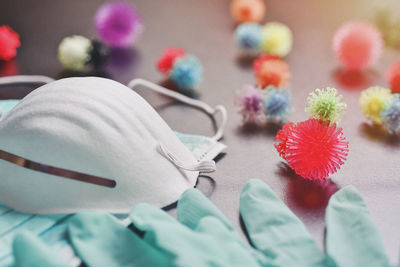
[1,0,400,264]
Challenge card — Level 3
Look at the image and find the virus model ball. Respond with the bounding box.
[230,0,266,24]
[0,25,20,61]
[332,21,383,71]
[381,94,400,134]
[58,35,92,71]
[235,23,262,52]
[275,119,349,180]
[359,86,392,124]
[264,86,291,121]
[260,22,293,57]
[156,47,186,75]
[90,40,111,67]
[305,87,347,123]
[95,1,143,47]
[234,84,265,124]
[254,54,290,88]
[386,60,400,93]
[169,55,203,92]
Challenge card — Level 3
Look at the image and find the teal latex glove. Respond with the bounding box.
[325,186,389,267]
[240,179,333,267]
[16,179,390,267]
[68,211,169,267]
[67,192,274,267]
[12,231,69,267]
[240,179,389,267]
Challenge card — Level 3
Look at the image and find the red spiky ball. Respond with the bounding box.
[275,119,349,180]
[156,47,186,75]
[0,25,20,61]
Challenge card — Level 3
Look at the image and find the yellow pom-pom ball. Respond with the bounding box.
[58,35,92,71]
[261,22,293,57]
[230,0,266,24]
[359,86,392,124]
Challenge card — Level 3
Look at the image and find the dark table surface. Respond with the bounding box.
[1,0,400,264]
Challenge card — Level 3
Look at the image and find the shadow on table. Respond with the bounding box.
[235,53,259,70]
[359,122,400,146]
[332,67,378,90]
[236,121,283,137]
[277,162,339,213]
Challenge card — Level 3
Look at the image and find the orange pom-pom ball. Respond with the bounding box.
[386,60,400,93]
[332,21,382,71]
[254,54,290,88]
[230,0,266,23]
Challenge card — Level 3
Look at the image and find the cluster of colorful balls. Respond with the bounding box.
[235,22,293,57]
[275,87,349,180]
[0,25,20,61]
[58,1,142,71]
[156,47,203,93]
[332,21,383,71]
[360,86,400,134]
[234,84,291,124]
[253,54,290,88]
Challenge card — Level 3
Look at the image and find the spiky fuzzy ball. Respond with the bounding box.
[254,55,290,88]
[381,94,400,134]
[230,0,266,23]
[234,84,265,124]
[58,35,92,71]
[95,1,143,47]
[260,22,293,57]
[305,87,346,123]
[275,119,349,180]
[235,23,262,51]
[170,55,203,92]
[386,60,400,93]
[359,86,392,124]
[333,21,382,71]
[264,86,291,121]
[157,47,186,75]
[0,25,20,61]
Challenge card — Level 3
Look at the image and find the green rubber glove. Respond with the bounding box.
[326,186,389,267]
[67,211,169,267]
[240,179,334,267]
[12,231,69,267]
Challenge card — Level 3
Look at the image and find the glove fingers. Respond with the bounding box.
[326,186,389,267]
[130,203,263,267]
[12,231,69,267]
[177,188,233,231]
[68,211,168,267]
[240,179,328,267]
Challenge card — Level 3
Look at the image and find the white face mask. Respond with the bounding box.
[0,76,227,214]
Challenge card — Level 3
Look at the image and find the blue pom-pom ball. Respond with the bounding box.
[381,94,400,134]
[264,86,291,121]
[235,23,262,51]
[170,55,203,92]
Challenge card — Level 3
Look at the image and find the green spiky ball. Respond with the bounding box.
[305,87,346,123]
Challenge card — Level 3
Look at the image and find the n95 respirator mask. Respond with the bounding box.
[0,76,227,214]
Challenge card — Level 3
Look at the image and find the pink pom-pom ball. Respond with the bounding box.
[94,1,143,48]
[333,21,383,71]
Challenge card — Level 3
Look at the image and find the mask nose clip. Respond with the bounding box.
[157,143,216,173]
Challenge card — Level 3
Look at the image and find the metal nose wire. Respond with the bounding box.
[0,149,116,188]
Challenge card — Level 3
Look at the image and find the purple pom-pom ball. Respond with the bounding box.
[94,1,143,47]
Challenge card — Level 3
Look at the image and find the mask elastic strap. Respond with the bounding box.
[127,78,227,141]
[157,143,216,173]
[0,75,55,88]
